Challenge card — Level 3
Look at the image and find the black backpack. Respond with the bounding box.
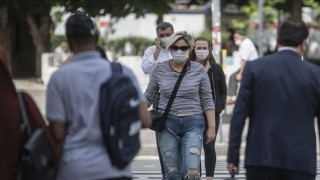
[99,62,141,169]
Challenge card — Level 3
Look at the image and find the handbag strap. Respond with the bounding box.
[162,61,189,118]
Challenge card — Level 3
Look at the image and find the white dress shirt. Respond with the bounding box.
[141,45,172,75]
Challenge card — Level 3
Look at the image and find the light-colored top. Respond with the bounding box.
[141,45,172,74]
[46,51,144,180]
[53,46,69,66]
[238,38,259,61]
[144,60,215,116]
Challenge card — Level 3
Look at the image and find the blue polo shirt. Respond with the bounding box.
[46,50,144,180]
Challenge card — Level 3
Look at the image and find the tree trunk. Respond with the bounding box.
[156,14,163,26]
[291,0,302,21]
[26,14,52,77]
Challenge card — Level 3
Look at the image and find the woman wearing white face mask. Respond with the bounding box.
[190,37,227,180]
[144,32,216,179]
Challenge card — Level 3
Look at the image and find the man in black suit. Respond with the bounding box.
[227,19,320,180]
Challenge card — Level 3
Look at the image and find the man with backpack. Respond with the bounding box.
[46,11,150,180]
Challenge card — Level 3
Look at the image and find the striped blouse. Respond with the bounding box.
[144,60,215,116]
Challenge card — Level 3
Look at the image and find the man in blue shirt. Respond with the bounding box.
[46,11,150,180]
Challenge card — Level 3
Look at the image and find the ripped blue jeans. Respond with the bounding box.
[158,114,204,180]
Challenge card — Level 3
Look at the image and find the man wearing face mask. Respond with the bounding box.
[141,22,174,180]
[226,30,259,105]
[141,22,174,75]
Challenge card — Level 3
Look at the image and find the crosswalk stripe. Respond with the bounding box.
[131,159,320,180]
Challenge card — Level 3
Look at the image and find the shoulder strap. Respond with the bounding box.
[162,61,189,118]
[17,91,31,136]
[111,62,123,75]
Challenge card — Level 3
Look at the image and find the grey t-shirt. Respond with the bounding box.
[46,51,144,180]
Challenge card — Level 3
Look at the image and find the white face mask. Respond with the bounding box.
[195,50,209,61]
[235,39,242,46]
[160,37,171,48]
[171,50,189,64]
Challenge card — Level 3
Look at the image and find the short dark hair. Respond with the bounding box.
[156,22,174,34]
[278,19,309,47]
[66,11,97,38]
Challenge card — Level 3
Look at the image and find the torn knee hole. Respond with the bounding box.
[189,146,200,155]
[185,169,200,179]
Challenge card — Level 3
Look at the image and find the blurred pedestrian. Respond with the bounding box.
[0,47,20,180]
[53,40,70,66]
[46,11,150,180]
[227,19,320,180]
[144,31,216,179]
[141,21,174,179]
[190,37,227,180]
[226,30,259,105]
[225,28,238,56]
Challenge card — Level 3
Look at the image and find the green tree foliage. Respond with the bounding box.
[107,37,153,58]
[56,0,175,18]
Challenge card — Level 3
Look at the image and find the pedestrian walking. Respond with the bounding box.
[141,21,174,179]
[46,11,150,180]
[227,19,320,180]
[0,48,20,180]
[226,30,259,105]
[190,37,227,179]
[144,31,216,179]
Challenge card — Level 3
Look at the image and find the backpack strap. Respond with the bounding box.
[17,91,31,136]
[111,62,123,75]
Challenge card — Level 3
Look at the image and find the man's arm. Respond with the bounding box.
[153,37,162,61]
[49,121,66,177]
[141,37,163,74]
[236,60,247,81]
[227,62,254,174]
[141,46,158,74]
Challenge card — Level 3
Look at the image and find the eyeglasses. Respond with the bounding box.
[171,45,189,51]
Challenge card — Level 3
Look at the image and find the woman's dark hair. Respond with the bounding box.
[189,37,216,66]
[278,19,309,47]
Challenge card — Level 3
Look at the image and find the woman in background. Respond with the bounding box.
[190,37,227,180]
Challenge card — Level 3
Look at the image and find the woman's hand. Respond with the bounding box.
[205,127,216,144]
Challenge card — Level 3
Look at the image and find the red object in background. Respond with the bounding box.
[212,26,220,32]
[99,21,109,28]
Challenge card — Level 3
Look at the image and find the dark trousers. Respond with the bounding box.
[227,69,240,96]
[201,112,221,177]
[246,166,315,180]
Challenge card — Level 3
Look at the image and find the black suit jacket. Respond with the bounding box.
[227,49,320,175]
